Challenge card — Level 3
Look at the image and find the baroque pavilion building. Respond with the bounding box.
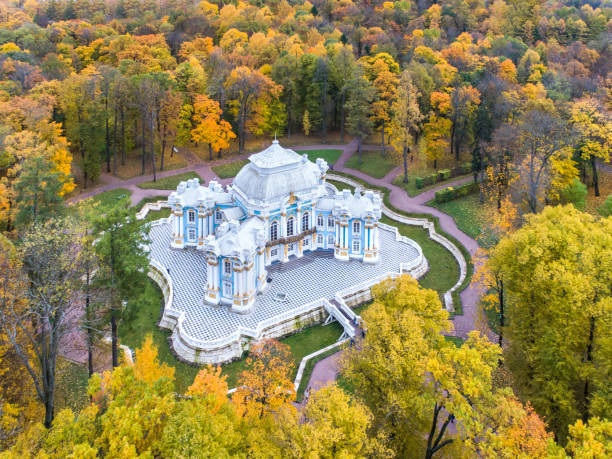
[167,140,383,314]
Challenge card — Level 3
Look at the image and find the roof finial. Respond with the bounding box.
[273,131,278,144]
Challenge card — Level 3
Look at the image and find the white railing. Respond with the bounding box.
[137,200,172,221]
[322,299,355,338]
[293,338,349,392]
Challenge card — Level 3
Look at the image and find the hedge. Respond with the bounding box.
[434,182,479,203]
[415,162,472,189]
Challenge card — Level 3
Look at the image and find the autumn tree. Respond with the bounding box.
[232,339,295,419]
[191,94,236,160]
[570,97,612,197]
[390,70,423,182]
[156,89,181,171]
[0,218,86,428]
[368,56,399,156]
[489,205,612,440]
[449,85,480,162]
[225,66,280,153]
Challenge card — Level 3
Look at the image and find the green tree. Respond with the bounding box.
[489,205,612,440]
[345,67,374,162]
[13,155,64,229]
[93,198,150,368]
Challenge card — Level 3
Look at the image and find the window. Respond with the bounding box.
[302,213,309,231]
[224,260,231,275]
[353,221,361,234]
[328,216,334,228]
[188,228,196,241]
[223,280,232,297]
[287,217,294,236]
[188,210,195,223]
[317,215,324,227]
[317,234,323,244]
[270,220,278,241]
[288,243,294,253]
[352,239,361,253]
[328,235,334,245]
[215,209,223,221]
[271,248,278,257]
[304,238,309,247]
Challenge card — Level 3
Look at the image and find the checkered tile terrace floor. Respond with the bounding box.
[149,222,421,342]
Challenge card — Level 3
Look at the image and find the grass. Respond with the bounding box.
[300,149,343,165]
[143,208,171,224]
[212,159,249,179]
[115,150,188,180]
[380,215,459,304]
[55,358,90,414]
[120,280,343,392]
[138,172,202,190]
[135,195,170,210]
[326,179,355,194]
[393,173,472,197]
[344,150,397,179]
[428,193,496,248]
[92,188,132,208]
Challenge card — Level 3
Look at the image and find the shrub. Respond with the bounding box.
[598,194,612,217]
[560,178,587,210]
[415,176,424,189]
[435,182,478,203]
[439,169,451,181]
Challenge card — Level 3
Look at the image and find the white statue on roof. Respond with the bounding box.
[167,140,382,314]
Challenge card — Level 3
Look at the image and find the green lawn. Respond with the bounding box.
[300,149,343,165]
[428,193,496,247]
[344,150,397,179]
[120,280,343,392]
[326,179,355,194]
[91,188,132,208]
[393,173,472,197]
[135,195,169,210]
[212,159,249,179]
[380,215,458,303]
[137,172,202,190]
[143,208,171,224]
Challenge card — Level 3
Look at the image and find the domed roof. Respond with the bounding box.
[232,140,324,203]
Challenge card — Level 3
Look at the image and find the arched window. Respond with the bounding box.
[287,217,294,236]
[352,239,361,253]
[317,234,323,244]
[188,210,195,223]
[353,220,361,234]
[328,234,335,245]
[215,209,223,221]
[317,215,324,227]
[328,216,334,228]
[270,220,278,241]
[224,259,232,275]
[302,212,309,231]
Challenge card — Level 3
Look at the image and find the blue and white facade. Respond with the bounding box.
[167,140,382,314]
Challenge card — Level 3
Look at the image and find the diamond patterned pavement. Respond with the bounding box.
[149,222,421,343]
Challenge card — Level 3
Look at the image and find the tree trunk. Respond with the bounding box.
[381,122,385,157]
[111,311,118,368]
[112,102,118,176]
[358,137,362,163]
[105,95,110,173]
[425,402,454,459]
[433,158,437,169]
[498,278,504,349]
[160,136,166,171]
[591,156,600,197]
[150,112,157,182]
[340,91,345,143]
[403,142,409,183]
[121,106,126,166]
[141,114,146,175]
[583,315,595,421]
[209,143,213,161]
[85,269,94,377]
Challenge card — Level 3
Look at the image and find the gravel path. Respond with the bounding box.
[65,141,484,388]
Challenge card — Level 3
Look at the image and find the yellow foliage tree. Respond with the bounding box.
[190,94,236,160]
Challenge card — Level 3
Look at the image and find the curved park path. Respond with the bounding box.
[69,140,484,390]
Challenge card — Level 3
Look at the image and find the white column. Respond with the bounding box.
[296,208,302,234]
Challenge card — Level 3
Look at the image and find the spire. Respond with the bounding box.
[273,132,278,144]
